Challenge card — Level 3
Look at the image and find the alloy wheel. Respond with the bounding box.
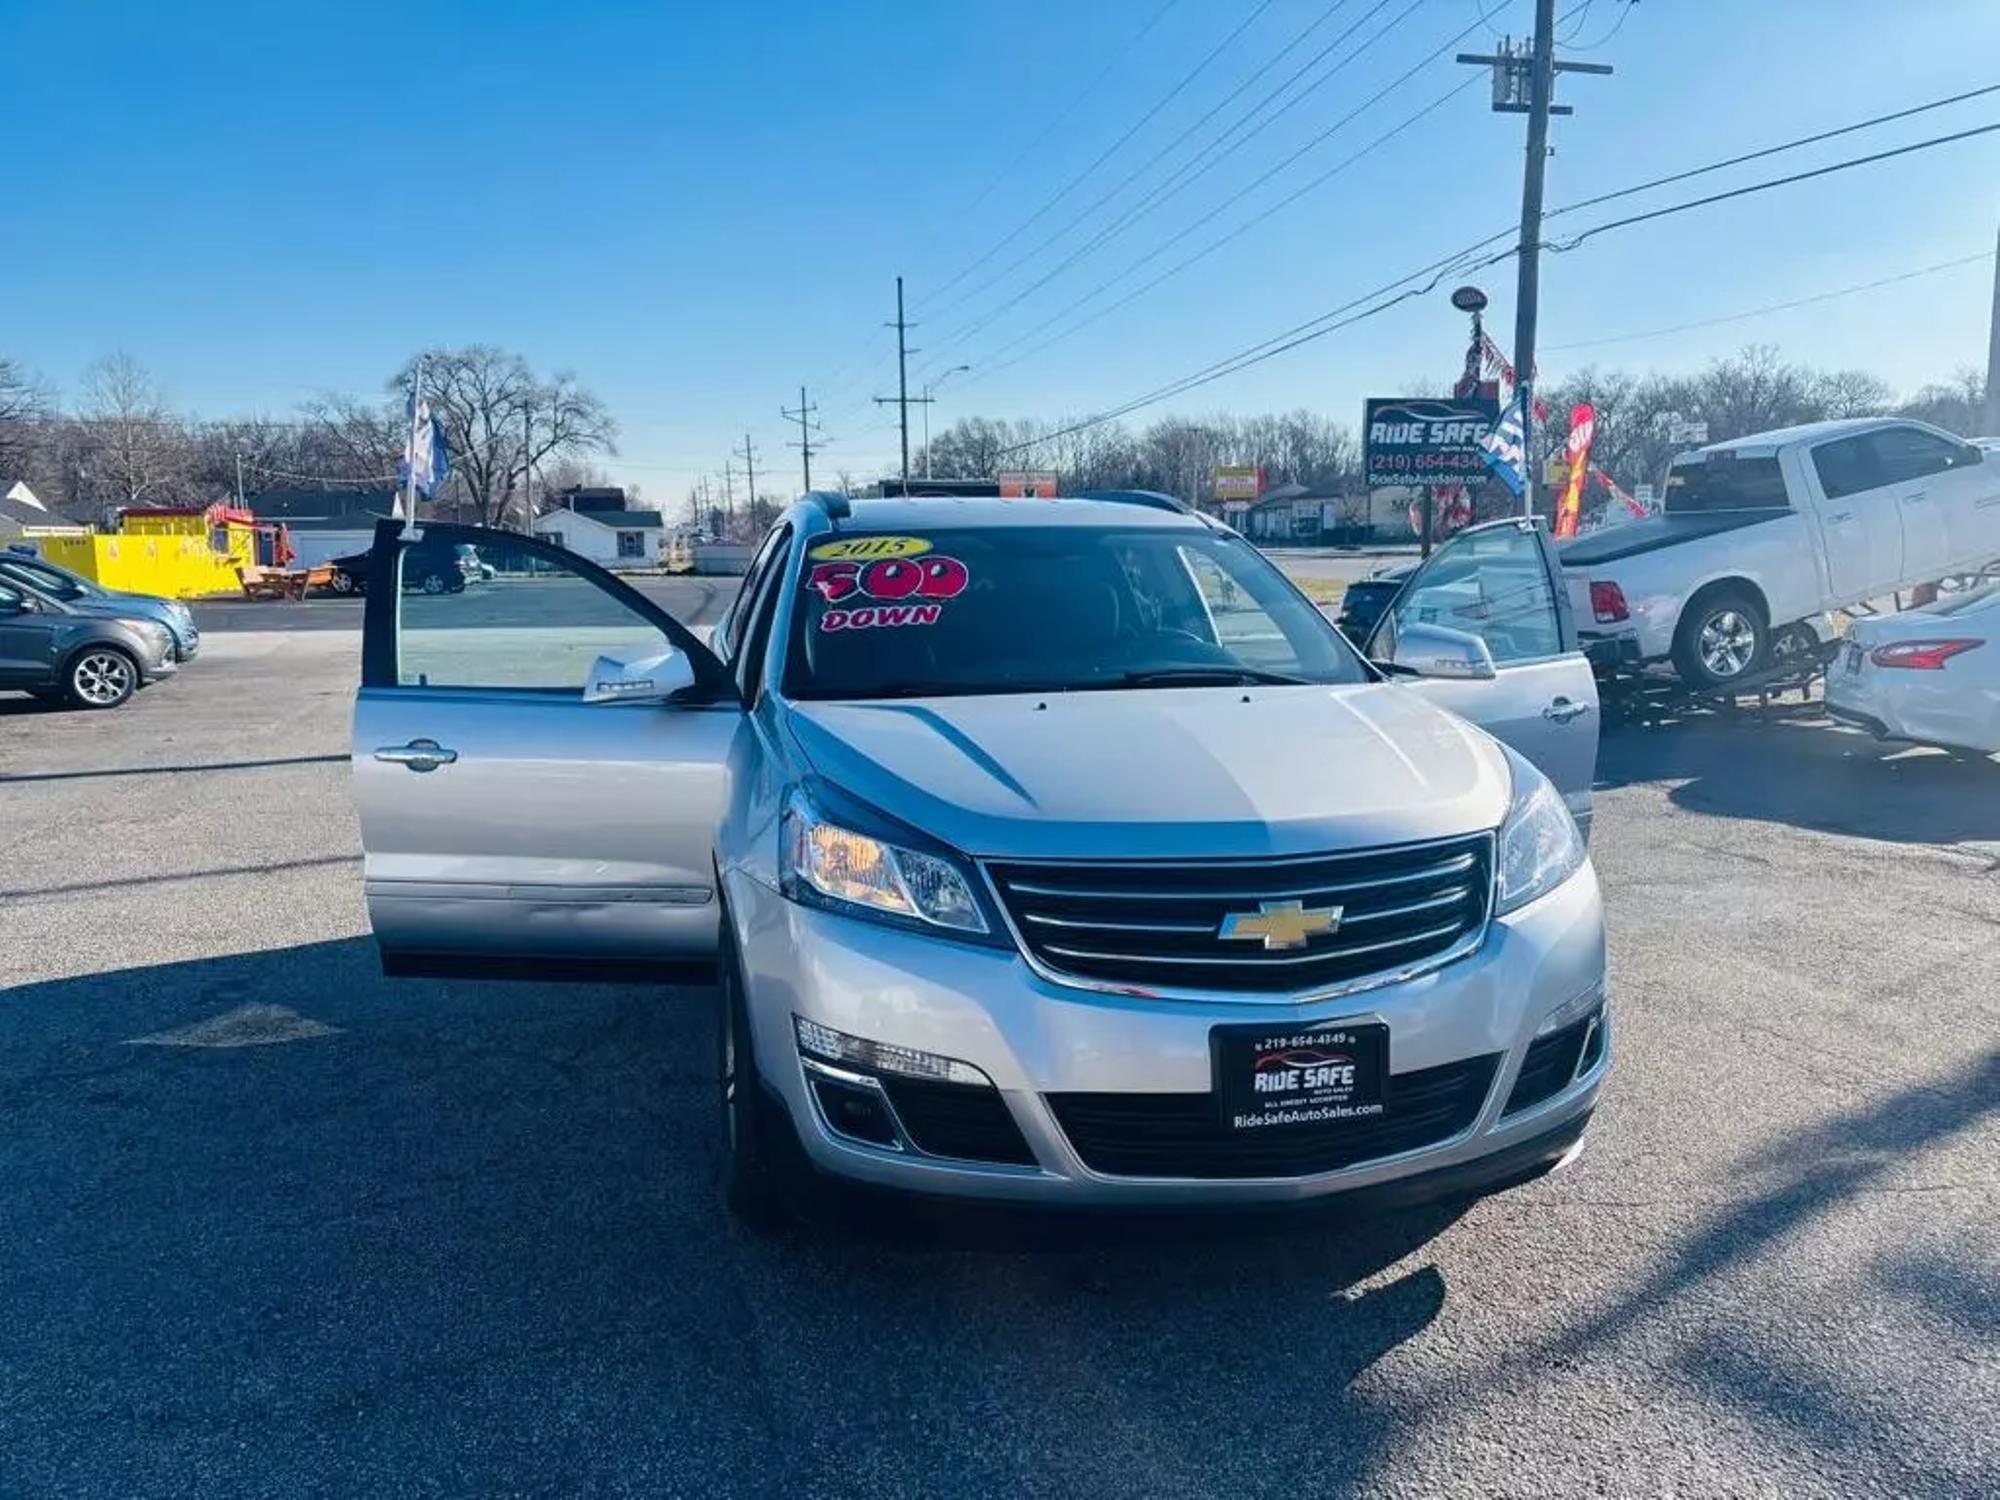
[1698,609,1758,679]
[72,651,134,705]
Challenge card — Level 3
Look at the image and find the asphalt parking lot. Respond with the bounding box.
[1,603,1994,1498]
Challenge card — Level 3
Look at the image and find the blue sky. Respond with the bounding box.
[3,0,1996,499]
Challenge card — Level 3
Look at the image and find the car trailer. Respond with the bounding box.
[1589,638,1841,729]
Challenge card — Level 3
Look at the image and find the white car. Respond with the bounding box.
[1825,584,1999,756]
[1560,418,2000,689]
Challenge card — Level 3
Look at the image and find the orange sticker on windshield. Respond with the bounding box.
[807,534,933,562]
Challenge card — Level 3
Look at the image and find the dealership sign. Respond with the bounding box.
[1363,396,1500,488]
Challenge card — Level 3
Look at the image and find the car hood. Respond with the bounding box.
[55,594,180,626]
[785,684,1512,860]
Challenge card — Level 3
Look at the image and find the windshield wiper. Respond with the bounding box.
[1110,667,1310,688]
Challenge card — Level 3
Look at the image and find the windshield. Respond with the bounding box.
[0,555,101,601]
[782,524,1368,700]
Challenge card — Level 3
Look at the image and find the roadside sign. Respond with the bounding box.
[1634,482,1656,506]
[1668,419,1708,446]
[996,470,1058,498]
[1363,396,1499,488]
[1213,464,1264,502]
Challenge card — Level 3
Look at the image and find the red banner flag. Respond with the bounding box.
[1554,403,1596,539]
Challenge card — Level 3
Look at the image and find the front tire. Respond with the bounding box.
[64,646,139,710]
[420,572,448,596]
[329,570,357,595]
[719,926,792,1232]
[1673,589,1768,690]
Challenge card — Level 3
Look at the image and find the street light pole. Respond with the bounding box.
[922,365,971,480]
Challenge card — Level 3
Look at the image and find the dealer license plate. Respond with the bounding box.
[1212,1022,1388,1132]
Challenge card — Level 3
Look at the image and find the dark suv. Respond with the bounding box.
[329,541,481,596]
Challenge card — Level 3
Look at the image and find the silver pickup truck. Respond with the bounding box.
[1559,417,2000,688]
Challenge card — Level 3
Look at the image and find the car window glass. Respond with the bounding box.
[0,557,87,600]
[734,528,793,700]
[396,532,672,692]
[1375,525,1561,664]
[1811,436,1878,501]
[1865,427,1960,485]
[1664,455,1791,511]
[784,525,1365,699]
[721,525,789,660]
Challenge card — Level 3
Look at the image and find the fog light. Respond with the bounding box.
[1537,981,1607,1037]
[807,1072,902,1147]
[793,1016,990,1086]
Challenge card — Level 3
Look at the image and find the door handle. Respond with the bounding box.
[1543,698,1592,725]
[1902,491,1929,503]
[374,738,458,772]
[1827,510,1854,522]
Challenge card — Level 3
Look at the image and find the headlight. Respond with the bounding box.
[780,787,992,938]
[1495,749,1586,915]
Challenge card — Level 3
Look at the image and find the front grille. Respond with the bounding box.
[987,834,1493,995]
[1047,1054,1499,1179]
[881,1077,1037,1166]
[1503,1009,1599,1116]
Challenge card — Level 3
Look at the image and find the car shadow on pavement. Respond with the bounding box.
[1519,1048,2000,1498]
[1597,713,2000,845]
[0,938,1468,1496]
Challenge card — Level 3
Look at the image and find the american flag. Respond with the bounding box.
[1479,388,1529,497]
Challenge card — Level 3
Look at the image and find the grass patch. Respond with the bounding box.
[1278,571,1347,607]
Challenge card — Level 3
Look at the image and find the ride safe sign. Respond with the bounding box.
[1363,396,1500,488]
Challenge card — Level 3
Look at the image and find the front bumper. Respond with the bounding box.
[724,861,1608,1207]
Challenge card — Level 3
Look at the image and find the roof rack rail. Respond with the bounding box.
[1069,489,1189,514]
[804,489,852,520]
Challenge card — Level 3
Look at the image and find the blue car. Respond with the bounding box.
[0,547,199,661]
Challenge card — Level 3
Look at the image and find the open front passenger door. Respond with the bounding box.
[1366,518,1600,834]
[351,521,741,979]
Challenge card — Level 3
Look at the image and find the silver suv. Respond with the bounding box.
[350,495,1607,1224]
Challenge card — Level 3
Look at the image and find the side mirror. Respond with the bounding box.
[1389,620,1497,681]
[582,641,697,705]
[0,595,32,616]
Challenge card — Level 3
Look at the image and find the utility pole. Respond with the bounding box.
[233,452,245,507]
[522,405,533,526]
[737,433,760,520]
[1459,4,1611,515]
[721,459,736,538]
[873,275,924,492]
[1984,216,2000,436]
[783,385,820,492]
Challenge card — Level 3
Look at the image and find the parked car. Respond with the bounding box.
[1826,583,1999,756]
[347,499,1607,1228]
[328,540,482,595]
[0,578,179,708]
[0,547,199,661]
[1559,417,2000,689]
[1334,560,1415,644]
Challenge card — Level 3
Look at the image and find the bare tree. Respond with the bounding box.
[0,356,53,480]
[392,347,617,527]
[76,354,189,512]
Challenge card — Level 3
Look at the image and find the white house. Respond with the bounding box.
[534,489,665,567]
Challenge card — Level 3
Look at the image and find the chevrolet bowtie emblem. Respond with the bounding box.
[1217,899,1343,951]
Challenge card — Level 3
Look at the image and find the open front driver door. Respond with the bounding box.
[351,521,741,979]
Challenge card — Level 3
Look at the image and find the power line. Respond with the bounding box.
[1543,250,1997,352]
[917,0,1367,330]
[952,66,1485,390]
[1565,0,1637,51]
[943,0,1185,227]
[922,0,1425,367]
[1542,119,2000,255]
[994,118,2000,454]
[969,82,2000,418]
[912,0,1281,316]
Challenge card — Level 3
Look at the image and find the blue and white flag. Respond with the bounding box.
[1478,388,1529,497]
[398,396,452,501]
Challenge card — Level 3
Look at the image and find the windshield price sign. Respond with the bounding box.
[1364,396,1500,488]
